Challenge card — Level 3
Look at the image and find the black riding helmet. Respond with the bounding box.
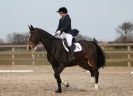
[57,7,68,14]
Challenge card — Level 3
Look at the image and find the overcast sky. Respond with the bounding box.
[0,0,133,41]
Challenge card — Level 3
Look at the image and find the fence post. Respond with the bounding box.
[32,50,35,65]
[127,45,131,67]
[127,45,132,91]
[12,45,15,65]
[101,46,104,50]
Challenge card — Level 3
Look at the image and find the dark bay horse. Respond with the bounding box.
[27,25,106,93]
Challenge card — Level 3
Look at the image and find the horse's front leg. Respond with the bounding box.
[53,64,65,93]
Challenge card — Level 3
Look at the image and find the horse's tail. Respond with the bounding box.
[92,41,106,69]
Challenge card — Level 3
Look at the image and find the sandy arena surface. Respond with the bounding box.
[0,65,132,96]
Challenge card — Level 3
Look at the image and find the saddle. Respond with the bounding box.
[62,38,82,52]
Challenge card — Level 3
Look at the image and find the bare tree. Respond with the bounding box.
[7,32,28,44]
[0,38,4,44]
[116,22,133,43]
[75,34,92,41]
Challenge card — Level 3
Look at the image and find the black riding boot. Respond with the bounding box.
[68,45,75,60]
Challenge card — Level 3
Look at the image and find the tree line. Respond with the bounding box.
[0,32,92,45]
[114,22,133,43]
[0,21,133,45]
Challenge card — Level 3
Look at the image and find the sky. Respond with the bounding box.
[0,0,133,41]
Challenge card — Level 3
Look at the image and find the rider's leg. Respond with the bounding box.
[64,33,72,46]
[64,33,75,59]
[59,32,64,39]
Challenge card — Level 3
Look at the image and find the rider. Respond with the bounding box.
[55,7,74,60]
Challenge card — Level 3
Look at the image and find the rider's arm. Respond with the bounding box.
[56,19,61,31]
[60,16,71,32]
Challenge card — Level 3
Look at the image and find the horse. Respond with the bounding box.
[27,25,106,93]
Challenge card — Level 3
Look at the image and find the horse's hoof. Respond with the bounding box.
[62,80,69,87]
[65,82,69,87]
[55,90,62,93]
[90,77,94,83]
[94,84,98,90]
[64,82,69,87]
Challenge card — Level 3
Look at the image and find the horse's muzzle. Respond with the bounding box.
[27,43,35,51]
[27,45,32,51]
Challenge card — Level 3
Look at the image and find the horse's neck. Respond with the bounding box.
[40,31,56,54]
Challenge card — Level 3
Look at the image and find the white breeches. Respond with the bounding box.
[55,31,73,47]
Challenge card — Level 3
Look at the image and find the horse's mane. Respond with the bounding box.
[35,28,61,42]
[35,28,54,37]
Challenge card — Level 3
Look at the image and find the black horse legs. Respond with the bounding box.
[88,67,99,89]
[94,69,99,89]
[53,64,65,93]
[94,70,99,84]
[54,73,62,93]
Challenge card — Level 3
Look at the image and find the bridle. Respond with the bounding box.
[28,34,57,47]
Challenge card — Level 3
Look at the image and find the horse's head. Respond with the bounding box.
[27,25,41,51]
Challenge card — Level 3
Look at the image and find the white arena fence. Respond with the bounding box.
[0,43,133,67]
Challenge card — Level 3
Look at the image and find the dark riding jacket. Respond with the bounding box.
[56,14,72,33]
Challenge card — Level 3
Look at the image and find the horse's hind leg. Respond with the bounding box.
[90,69,95,83]
[87,61,95,83]
[78,60,99,89]
[78,63,94,83]
[94,68,99,89]
[88,59,99,89]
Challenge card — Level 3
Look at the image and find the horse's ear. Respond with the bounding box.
[30,25,34,29]
[28,25,31,31]
[30,25,34,31]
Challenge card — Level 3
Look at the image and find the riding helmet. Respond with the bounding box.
[57,7,68,13]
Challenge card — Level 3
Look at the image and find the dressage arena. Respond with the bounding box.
[0,65,132,96]
[0,44,133,96]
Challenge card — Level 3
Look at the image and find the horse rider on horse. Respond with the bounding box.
[55,7,75,60]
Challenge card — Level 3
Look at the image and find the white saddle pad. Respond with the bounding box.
[62,41,82,52]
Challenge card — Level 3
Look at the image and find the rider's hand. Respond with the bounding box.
[56,30,61,34]
[55,30,61,38]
